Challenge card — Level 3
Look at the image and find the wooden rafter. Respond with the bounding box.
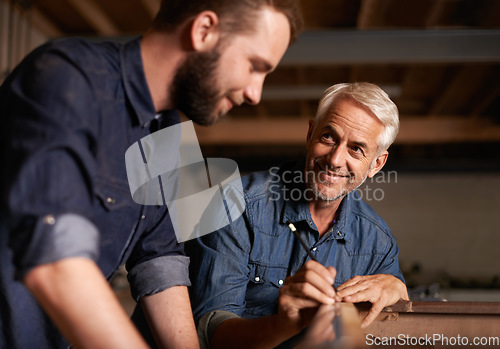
[66,0,119,35]
[138,0,160,19]
[193,117,500,146]
[428,65,492,116]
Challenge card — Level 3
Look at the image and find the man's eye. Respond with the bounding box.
[322,133,333,140]
[351,146,365,156]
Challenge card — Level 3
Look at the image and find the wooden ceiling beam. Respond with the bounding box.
[480,0,500,27]
[357,0,392,29]
[193,117,500,145]
[138,0,160,19]
[428,66,492,116]
[66,0,119,36]
[357,0,379,29]
[29,7,62,38]
[471,85,500,118]
[425,0,451,28]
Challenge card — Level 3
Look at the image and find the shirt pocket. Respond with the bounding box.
[244,264,288,317]
[94,178,136,243]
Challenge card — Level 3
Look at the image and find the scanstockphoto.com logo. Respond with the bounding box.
[267,166,398,202]
[366,333,500,347]
[125,121,245,243]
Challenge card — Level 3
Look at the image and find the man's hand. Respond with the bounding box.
[208,262,340,349]
[336,274,409,329]
[277,260,340,335]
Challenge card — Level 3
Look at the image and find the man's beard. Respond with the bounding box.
[170,49,222,126]
[305,160,368,202]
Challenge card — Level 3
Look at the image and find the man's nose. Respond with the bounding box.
[326,144,347,169]
[243,76,264,105]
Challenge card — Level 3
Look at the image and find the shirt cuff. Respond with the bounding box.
[128,255,190,301]
[197,311,241,349]
[15,213,100,280]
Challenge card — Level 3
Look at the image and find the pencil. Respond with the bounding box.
[286,220,338,292]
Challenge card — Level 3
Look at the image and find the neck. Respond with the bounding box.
[309,198,342,238]
[140,28,185,112]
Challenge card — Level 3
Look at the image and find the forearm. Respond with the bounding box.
[24,257,148,349]
[210,315,298,349]
[141,285,198,349]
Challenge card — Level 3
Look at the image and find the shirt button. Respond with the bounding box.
[337,231,343,237]
[312,247,317,252]
[43,215,56,225]
[141,215,146,220]
[278,279,284,286]
[106,197,115,204]
[254,276,260,282]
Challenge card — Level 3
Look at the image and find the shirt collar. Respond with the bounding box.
[120,36,157,127]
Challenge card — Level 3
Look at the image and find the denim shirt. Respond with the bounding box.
[0,37,189,348]
[188,160,404,326]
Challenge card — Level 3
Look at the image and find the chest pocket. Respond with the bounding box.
[244,264,288,317]
[94,178,137,244]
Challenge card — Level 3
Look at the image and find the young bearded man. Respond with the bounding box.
[0,1,303,348]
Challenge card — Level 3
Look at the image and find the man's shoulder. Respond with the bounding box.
[40,37,120,57]
[346,191,392,237]
[240,162,296,202]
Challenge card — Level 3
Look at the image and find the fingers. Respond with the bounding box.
[277,261,338,328]
[282,261,337,304]
[336,276,372,302]
[361,302,385,329]
[282,280,336,305]
[302,260,335,285]
[326,266,337,284]
[337,274,406,301]
[336,274,409,328]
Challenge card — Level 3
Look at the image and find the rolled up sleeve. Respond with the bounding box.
[13,213,100,280]
[127,255,190,301]
[2,46,101,279]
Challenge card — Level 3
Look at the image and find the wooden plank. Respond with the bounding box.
[357,0,384,29]
[358,300,500,348]
[66,0,119,35]
[425,0,451,28]
[362,299,500,315]
[193,117,500,145]
[138,0,160,19]
[428,66,493,116]
[29,7,62,37]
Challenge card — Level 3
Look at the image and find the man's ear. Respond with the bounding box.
[367,150,388,178]
[190,11,220,52]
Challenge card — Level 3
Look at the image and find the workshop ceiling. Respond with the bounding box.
[5,0,500,169]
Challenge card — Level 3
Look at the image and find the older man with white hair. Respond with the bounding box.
[188,82,409,348]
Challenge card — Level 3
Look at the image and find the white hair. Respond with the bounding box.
[314,82,400,152]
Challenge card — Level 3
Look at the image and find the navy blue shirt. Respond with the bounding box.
[0,37,189,348]
[188,160,404,326]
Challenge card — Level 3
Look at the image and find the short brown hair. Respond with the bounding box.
[152,0,303,45]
